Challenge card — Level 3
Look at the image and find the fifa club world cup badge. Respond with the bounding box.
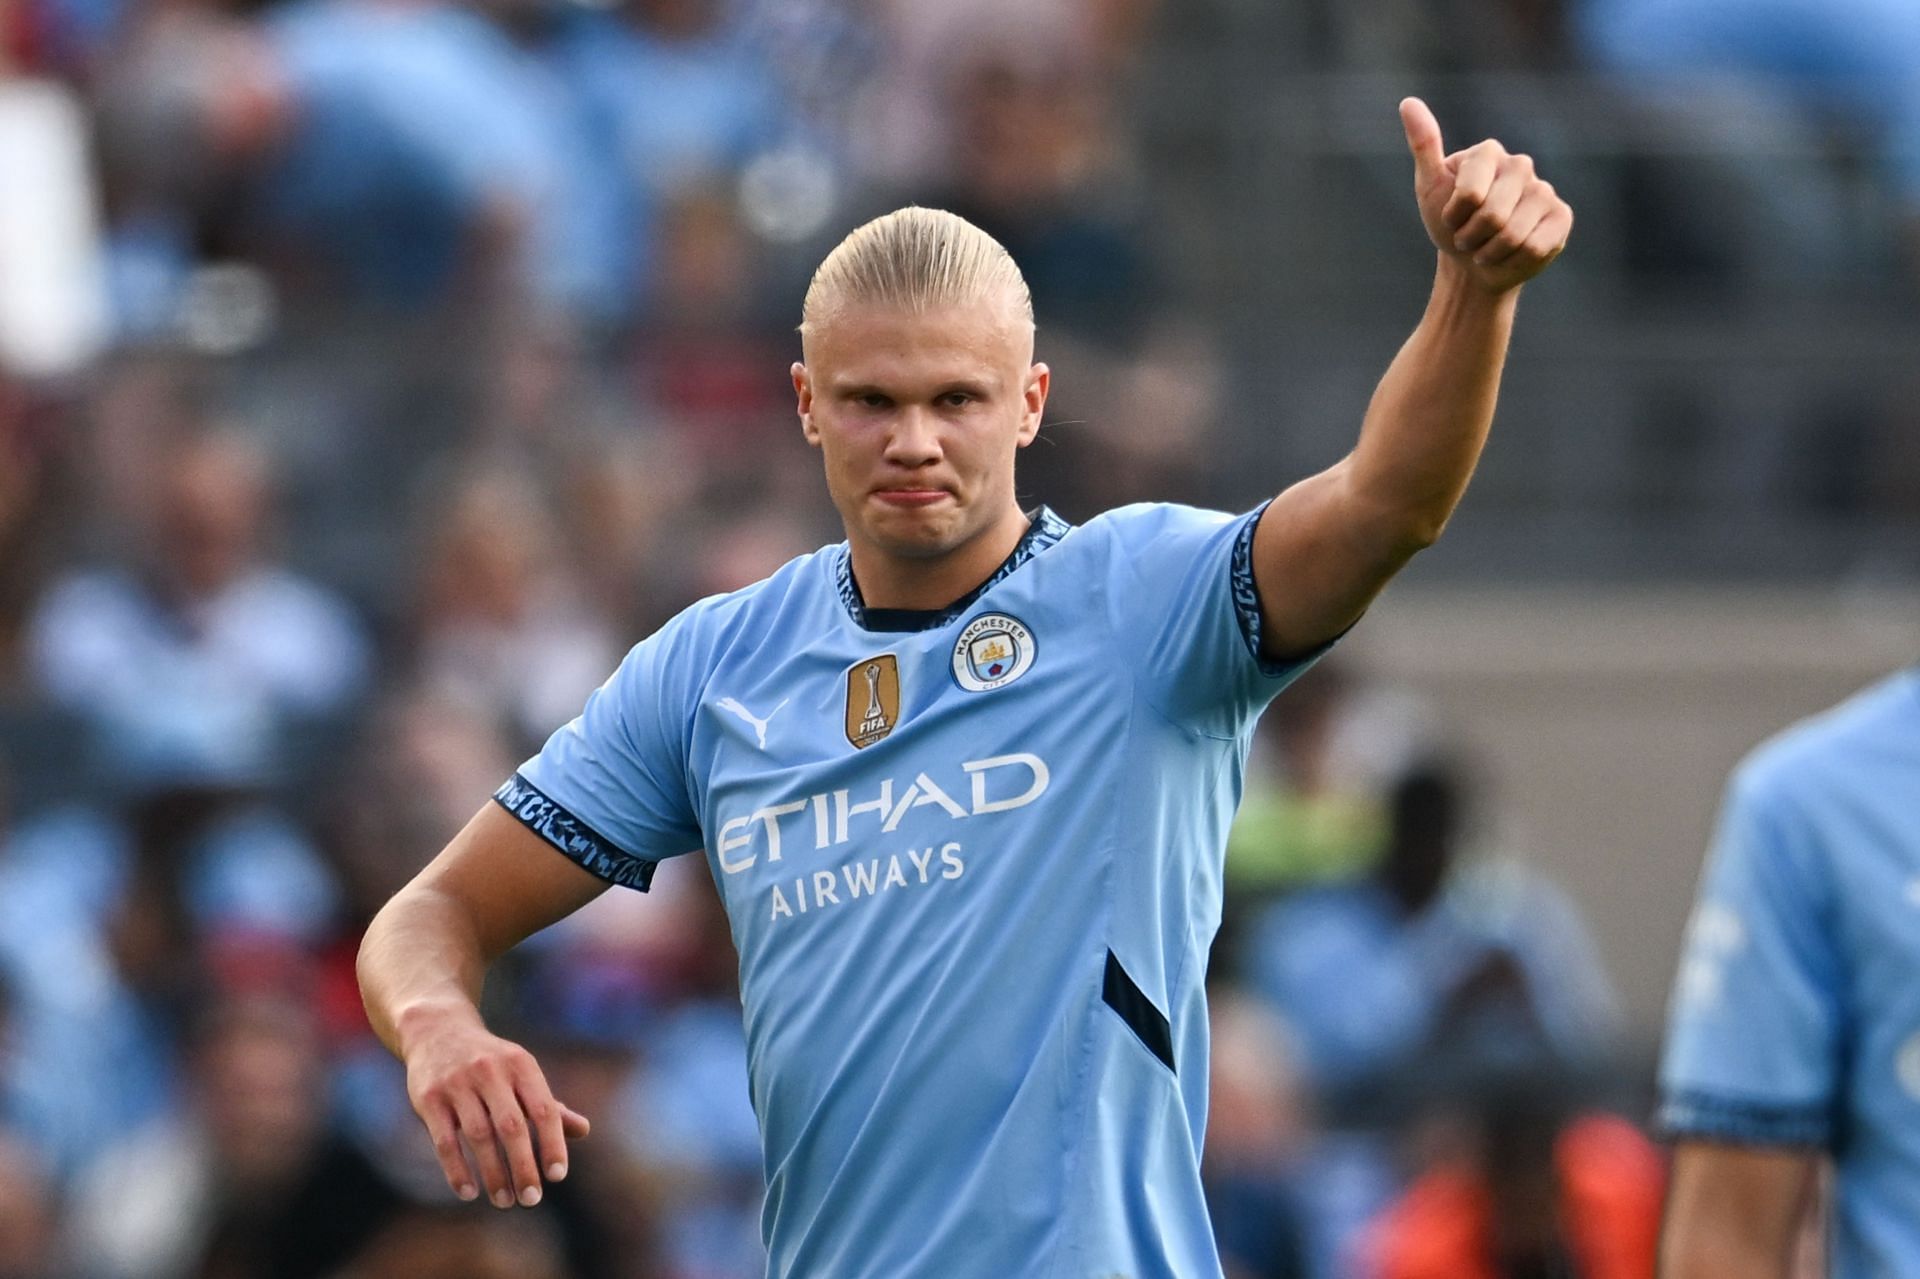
[951,613,1035,692]
[845,653,901,749]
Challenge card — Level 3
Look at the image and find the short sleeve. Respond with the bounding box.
[1095,502,1330,736]
[1657,767,1844,1147]
[495,622,704,892]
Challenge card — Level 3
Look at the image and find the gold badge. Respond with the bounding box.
[845,654,901,749]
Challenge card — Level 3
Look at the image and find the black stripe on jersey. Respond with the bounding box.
[1102,949,1175,1074]
[493,772,658,891]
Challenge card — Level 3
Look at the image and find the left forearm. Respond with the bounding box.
[1344,254,1518,550]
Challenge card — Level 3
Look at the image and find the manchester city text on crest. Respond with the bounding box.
[845,653,902,748]
[951,613,1036,692]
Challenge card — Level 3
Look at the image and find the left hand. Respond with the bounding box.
[1400,97,1572,295]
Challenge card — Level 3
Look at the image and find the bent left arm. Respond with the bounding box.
[1251,98,1572,658]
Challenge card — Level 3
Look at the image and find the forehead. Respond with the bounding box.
[805,300,1031,388]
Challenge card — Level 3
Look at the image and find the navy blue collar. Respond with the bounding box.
[836,507,1073,633]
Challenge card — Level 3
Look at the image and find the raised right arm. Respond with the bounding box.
[1660,1141,1821,1279]
[357,801,611,1209]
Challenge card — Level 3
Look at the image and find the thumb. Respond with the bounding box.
[1399,96,1445,185]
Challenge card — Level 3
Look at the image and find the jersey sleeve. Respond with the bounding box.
[494,619,704,892]
[1094,501,1332,736]
[1657,765,1843,1148]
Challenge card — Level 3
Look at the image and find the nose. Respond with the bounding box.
[883,406,942,469]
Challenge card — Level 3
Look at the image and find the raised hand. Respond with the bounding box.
[1400,96,1572,295]
[403,1010,591,1208]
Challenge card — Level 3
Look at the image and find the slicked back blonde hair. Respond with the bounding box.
[800,207,1033,339]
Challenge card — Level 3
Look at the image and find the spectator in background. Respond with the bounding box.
[410,464,619,752]
[0,1129,66,1279]
[553,0,788,324]
[335,1208,570,1279]
[27,425,369,783]
[1361,1074,1663,1279]
[93,1,598,330]
[1227,662,1433,898]
[1572,0,1920,274]
[1243,763,1620,1117]
[1204,992,1316,1279]
[66,990,402,1279]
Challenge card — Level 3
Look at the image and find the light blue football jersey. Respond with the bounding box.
[1660,669,1920,1277]
[496,502,1324,1279]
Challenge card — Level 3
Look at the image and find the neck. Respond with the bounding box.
[847,505,1031,612]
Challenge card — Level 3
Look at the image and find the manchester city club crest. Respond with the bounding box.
[845,653,901,748]
[951,613,1035,692]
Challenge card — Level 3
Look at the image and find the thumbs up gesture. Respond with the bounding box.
[1400,97,1572,295]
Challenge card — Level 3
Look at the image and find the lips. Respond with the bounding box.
[872,489,950,507]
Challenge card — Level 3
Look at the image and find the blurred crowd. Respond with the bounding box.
[4,0,1916,1274]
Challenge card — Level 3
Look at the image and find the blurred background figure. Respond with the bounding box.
[1241,762,1621,1118]
[0,1129,67,1279]
[4,0,1919,1271]
[28,424,369,786]
[66,990,401,1279]
[1360,1073,1664,1279]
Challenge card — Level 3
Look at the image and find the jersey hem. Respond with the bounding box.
[493,771,659,891]
[1656,1089,1832,1148]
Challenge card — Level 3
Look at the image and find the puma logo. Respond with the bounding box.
[715,697,787,750]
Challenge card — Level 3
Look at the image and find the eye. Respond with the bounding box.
[858,393,892,410]
[940,391,975,408]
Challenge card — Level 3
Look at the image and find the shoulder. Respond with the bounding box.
[1079,501,1246,547]
[1730,670,1919,819]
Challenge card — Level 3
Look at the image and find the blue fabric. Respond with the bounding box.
[258,1,593,311]
[1660,669,1920,1277]
[506,502,1328,1279]
[548,10,786,319]
[1247,863,1620,1092]
[1575,0,1920,199]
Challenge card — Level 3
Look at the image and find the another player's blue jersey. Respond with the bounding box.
[1660,670,1920,1277]
[496,503,1322,1279]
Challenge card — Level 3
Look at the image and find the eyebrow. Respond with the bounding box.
[832,380,994,400]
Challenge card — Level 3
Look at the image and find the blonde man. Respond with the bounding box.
[359,99,1570,1278]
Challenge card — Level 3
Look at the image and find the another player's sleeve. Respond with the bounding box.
[493,620,703,892]
[1094,501,1332,736]
[1657,763,1844,1148]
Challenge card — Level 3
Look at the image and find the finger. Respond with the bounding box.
[512,1070,571,1185]
[1514,203,1573,267]
[1442,143,1505,230]
[1452,159,1534,254]
[562,1104,592,1140]
[478,1070,546,1207]
[1399,97,1445,187]
[418,1098,480,1202]
[1475,186,1559,266]
[452,1090,515,1209]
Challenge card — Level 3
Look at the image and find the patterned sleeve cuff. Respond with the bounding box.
[493,772,658,891]
[1657,1089,1833,1148]
[1231,499,1347,677]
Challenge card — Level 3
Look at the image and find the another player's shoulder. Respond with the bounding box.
[1732,669,1920,816]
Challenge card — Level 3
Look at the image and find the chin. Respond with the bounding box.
[865,507,969,560]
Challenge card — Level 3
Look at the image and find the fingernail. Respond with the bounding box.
[456,1184,477,1202]
[548,1162,567,1182]
[492,1189,513,1209]
[520,1185,542,1207]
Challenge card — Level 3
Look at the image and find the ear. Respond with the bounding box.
[793,362,820,446]
[1016,362,1049,448]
